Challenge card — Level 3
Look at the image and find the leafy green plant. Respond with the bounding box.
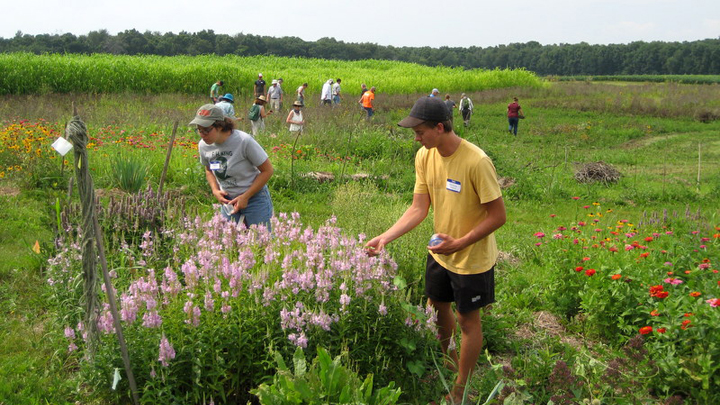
[110,152,149,193]
[252,346,402,405]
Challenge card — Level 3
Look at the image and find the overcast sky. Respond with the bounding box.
[1,0,718,48]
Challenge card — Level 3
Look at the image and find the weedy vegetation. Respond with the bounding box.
[0,60,719,404]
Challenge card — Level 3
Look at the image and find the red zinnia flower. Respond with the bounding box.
[690,292,701,298]
[681,320,691,330]
[585,269,596,276]
[650,310,660,316]
[639,252,650,258]
[575,266,584,272]
[611,274,622,280]
[639,326,653,335]
[657,328,666,334]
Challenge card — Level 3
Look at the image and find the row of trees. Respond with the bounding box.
[2,29,719,75]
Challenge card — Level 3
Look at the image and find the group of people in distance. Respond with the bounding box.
[193,82,523,404]
[435,91,525,134]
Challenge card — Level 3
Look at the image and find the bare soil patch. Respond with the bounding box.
[0,186,21,197]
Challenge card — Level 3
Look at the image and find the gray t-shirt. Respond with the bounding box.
[198,130,269,198]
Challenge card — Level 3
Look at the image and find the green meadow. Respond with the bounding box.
[1,57,719,404]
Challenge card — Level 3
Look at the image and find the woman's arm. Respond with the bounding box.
[230,159,274,211]
[204,165,230,204]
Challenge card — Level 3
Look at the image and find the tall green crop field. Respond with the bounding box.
[0,52,542,96]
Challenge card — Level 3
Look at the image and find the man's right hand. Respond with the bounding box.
[364,236,386,257]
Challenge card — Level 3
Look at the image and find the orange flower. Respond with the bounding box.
[611,274,622,280]
[681,320,691,330]
[639,326,653,335]
[690,292,701,298]
[657,328,667,334]
[650,310,660,317]
[639,252,650,258]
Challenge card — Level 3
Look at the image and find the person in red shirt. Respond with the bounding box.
[507,97,524,136]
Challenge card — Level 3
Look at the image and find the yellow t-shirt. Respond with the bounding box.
[414,139,502,275]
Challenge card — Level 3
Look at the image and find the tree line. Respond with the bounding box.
[2,29,719,75]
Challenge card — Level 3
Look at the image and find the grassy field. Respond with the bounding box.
[1,80,719,404]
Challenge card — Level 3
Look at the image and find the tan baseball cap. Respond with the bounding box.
[189,104,224,127]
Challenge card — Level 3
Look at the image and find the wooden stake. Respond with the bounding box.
[158,121,178,196]
[697,142,701,191]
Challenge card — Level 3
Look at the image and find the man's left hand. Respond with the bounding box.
[427,233,465,255]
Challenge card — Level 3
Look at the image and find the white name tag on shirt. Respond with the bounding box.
[209,161,221,171]
[446,179,461,193]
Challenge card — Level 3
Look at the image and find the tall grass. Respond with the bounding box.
[0,53,543,96]
[110,153,149,193]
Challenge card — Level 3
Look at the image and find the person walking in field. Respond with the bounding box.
[459,93,474,127]
[286,101,305,135]
[359,86,376,119]
[216,93,237,118]
[332,78,342,106]
[248,95,272,137]
[444,94,456,121]
[321,79,333,105]
[507,97,524,136]
[296,83,308,106]
[430,88,439,97]
[254,73,266,98]
[267,80,283,112]
[189,103,274,230]
[210,80,224,103]
[365,96,506,405]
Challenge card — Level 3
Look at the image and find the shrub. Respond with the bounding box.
[48,212,440,403]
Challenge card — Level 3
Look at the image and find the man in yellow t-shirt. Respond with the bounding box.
[365,96,506,404]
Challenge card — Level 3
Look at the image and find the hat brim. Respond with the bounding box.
[397,116,426,128]
[189,117,215,127]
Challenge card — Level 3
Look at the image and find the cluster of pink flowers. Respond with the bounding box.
[49,211,434,365]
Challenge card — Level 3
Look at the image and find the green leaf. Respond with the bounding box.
[293,346,307,377]
[393,275,407,290]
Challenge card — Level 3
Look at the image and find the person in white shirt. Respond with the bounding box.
[321,79,333,106]
[286,101,305,134]
[267,80,282,112]
[459,93,474,127]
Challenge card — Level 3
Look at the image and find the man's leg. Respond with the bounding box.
[452,308,483,403]
[428,299,459,372]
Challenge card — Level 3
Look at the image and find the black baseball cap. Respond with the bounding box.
[398,96,451,128]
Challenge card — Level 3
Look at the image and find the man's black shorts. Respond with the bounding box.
[425,253,495,313]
